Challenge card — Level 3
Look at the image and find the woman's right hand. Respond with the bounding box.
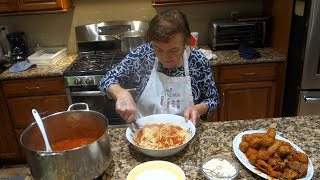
[107,84,137,123]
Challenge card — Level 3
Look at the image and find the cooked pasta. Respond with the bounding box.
[134,123,190,149]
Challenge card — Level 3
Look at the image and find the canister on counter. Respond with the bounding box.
[190,32,199,49]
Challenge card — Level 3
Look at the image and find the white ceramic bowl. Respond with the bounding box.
[201,155,239,180]
[126,114,196,157]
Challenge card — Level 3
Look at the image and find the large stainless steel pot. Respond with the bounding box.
[121,30,145,54]
[20,103,112,180]
[114,30,145,55]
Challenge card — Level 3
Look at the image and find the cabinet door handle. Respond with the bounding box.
[242,72,256,76]
[222,92,225,107]
[25,86,42,90]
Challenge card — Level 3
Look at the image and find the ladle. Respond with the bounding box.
[32,109,52,152]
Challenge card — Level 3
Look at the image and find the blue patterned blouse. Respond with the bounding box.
[99,43,219,118]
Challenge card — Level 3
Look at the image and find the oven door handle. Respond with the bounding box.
[304,96,320,103]
[70,91,105,96]
[70,88,137,97]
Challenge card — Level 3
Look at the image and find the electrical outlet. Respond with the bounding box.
[0,25,9,38]
[231,11,239,19]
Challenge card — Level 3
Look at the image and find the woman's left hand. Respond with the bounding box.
[184,103,208,124]
[184,106,200,125]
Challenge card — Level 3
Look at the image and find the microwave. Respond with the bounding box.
[209,19,268,50]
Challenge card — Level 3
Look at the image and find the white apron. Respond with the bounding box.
[136,50,194,119]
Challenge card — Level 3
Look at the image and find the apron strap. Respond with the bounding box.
[183,49,190,76]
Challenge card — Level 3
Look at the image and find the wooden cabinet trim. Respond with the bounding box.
[0,86,21,160]
[2,76,66,98]
[18,0,62,11]
[211,66,220,84]
[220,63,278,83]
[14,129,25,161]
[274,61,286,117]
[0,106,21,159]
[18,0,71,11]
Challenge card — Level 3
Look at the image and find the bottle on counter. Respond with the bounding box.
[190,32,199,49]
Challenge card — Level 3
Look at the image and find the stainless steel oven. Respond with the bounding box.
[65,83,136,127]
[63,21,148,127]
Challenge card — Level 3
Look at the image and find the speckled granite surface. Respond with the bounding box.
[210,47,286,66]
[0,48,285,81]
[0,54,77,80]
[1,116,318,179]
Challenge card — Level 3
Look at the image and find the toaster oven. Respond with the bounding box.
[209,20,267,50]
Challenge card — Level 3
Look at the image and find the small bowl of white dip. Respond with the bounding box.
[200,155,239,180]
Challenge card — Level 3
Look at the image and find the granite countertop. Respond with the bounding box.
[209,47,286,66]
[0,54,77,80]
[1,115,318,179]
[0,48,285,81]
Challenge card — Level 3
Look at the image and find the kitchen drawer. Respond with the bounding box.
[220,63,277,83]
[7,95,68,128]
[2,77,65,98]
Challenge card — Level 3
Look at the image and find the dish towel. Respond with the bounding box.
[199,48,217,60]
[238,42,261,59]
[9,60,36,73]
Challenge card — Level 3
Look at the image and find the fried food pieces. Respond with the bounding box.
[240,128,309,179]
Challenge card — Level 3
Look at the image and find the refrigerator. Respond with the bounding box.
[282,0,320,116]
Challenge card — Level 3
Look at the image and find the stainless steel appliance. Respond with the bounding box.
[283,0,320,116]
[209,18,268,50]
[64,21,148,127]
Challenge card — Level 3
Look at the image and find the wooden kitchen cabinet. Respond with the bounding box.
[208,62,284,122]
[7,95,68,128]
[0,86,21,162]
[1,76,68,162]
[0,0,71,14]
[152,0,223,6]
[2,77,68,129]
[220,81,276,121]
[0,0,18,13]
[18,0,71,12]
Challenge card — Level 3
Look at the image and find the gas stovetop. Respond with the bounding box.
[64,50,126,87]
[64,50,125,76]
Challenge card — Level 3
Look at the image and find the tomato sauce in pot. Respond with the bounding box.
[51,138,96,151]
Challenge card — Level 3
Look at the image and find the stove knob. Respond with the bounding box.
[74,78,82,85]
[85,77,94,85]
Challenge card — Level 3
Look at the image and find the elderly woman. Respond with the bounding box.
[99,10,219,124]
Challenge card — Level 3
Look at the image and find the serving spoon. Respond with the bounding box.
[32,109,52,152]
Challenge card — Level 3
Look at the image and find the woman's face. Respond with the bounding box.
[153,33,185,69]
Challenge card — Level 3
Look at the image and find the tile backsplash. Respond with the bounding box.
[0,0,263,54]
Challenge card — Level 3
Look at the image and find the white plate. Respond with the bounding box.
[127,160,185,180]
[233,130,314,180]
